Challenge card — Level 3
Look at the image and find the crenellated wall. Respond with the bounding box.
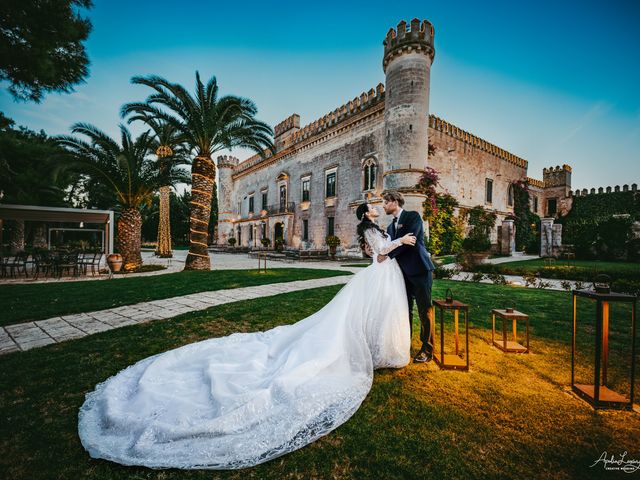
[571,183,638,196]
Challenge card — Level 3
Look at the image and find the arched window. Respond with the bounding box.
[507,184,514,207]
[363,158,376,191]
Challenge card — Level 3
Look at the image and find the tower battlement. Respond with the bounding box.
[274,114,300,139]
[543,164,572,188]
[383,18,435,72]
[217,155,239,168]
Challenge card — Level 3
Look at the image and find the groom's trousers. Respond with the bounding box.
[403,271,434,355]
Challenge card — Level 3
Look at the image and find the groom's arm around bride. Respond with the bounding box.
[380,191,436,363]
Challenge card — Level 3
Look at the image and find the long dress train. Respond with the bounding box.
[78,228,410,469]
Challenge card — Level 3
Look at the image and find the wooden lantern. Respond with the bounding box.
[571,287,637,410]
[491,308,530,353]
[432,293,469,371]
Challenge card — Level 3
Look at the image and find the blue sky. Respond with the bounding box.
[1,0,639,189]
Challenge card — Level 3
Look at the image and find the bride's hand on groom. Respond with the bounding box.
[400,233,416,246]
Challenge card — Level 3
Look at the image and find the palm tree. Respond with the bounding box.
[126,116,189,258]
[56,123,190,271]
[121,72,274,270]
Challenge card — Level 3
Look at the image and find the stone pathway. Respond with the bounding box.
[0,275,352,355]
[485,252,539,264]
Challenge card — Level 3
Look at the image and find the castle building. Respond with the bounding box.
[216,19,572,256]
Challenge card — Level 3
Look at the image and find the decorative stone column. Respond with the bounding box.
[500,219,515,255]
[216,155,239,246]
[540,217,554,257]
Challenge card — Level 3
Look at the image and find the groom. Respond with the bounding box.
[378,191,436,363]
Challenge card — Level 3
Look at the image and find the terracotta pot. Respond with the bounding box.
[107,253,123,273]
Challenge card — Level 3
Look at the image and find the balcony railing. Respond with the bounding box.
[238,202,296,220]
[264,202,296,215]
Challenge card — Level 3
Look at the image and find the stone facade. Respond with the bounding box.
[216,18,574,256]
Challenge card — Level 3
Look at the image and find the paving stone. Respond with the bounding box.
[0,337,17,348]
[47,328,86,341]
[100,316,137,327]
[80,323,113,334]
[34,318,68,329]
[0,344,20,355]
[18,337,56,350]
[5,322,38,335]
[60,313,92,322]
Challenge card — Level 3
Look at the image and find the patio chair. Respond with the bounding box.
[0,256,10,278]
[34,251,55,280]
[91,252,104,276]
[57,252,80,278]
[8,251,29,278]
[80,252,102,276]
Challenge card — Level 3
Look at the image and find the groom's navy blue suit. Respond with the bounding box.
[386,209,436,355]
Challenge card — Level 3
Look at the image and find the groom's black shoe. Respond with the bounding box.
[413,350,433,363]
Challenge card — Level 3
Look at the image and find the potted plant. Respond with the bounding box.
[106,253,123,273]
[274,238,285,252]
[326,235,341,259]
[228,238,237,248]
[261,237,271,248]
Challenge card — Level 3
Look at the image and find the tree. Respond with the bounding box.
[0,120,71,206]
[0,116,79,252]
[512,180,540,253]
[56,123,189,271]
[125,116,190,257]
[0,0,93,102]
[121,72,274,270]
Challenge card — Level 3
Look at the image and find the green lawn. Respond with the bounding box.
[497,258,640,275]
[0,268,351,327]
[1,280,638,479]
[475,258,640,286]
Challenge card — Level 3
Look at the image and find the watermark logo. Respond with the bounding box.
[590,451,640,474]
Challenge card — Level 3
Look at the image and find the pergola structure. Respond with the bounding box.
[0,204,114,254]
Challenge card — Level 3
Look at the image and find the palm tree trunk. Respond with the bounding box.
[10,219,25,253]
[184,155,216,270]
[117,207,143,271]
[156,185,173,257]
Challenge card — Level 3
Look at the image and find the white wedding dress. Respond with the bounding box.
[78,229,410,470]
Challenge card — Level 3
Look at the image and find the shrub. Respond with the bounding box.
[325,235,341,247]
[228,238,237,246]
[462,236,491,253]
[612,279,640,296]
[485,272,508,285]
[471,272,485,282]
[260,237,271,247]
[461,206,496,253]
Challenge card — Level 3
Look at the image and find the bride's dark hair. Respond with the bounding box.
[356,203,387,257]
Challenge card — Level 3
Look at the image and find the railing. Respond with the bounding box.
[237,202,296,220]
[264,202,296,215]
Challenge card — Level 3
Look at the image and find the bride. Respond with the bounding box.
[78,202,416,470]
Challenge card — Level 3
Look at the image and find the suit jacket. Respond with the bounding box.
[386,210,435,276]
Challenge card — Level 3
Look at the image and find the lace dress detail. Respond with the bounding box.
[78,228,410,470]
[364,228,402,258]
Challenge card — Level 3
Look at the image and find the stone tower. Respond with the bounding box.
[382,18,435,217]
[542,164,572,217]
[216,155,239,245]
